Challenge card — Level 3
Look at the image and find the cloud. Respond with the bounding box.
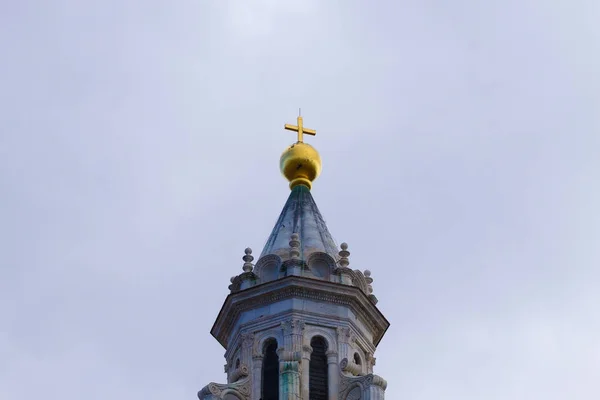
[221,0,318,37]
[1,1,599,399]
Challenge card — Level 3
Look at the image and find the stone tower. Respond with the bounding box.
[198,116,390,400]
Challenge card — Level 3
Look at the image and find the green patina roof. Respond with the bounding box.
[260,185,338,261]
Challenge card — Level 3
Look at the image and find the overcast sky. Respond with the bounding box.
[1,1,599,399]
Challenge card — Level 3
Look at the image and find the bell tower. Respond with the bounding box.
[198,116,390,400]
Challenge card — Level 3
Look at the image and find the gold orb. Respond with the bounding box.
[279,142,322,190]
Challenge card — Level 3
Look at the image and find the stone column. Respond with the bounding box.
[278,319,305,400]
[279,360,301,400]
[301,345,313,400]
[365,375,387,400]
[326,350,339,400]
[366,385,386,400]
[252,355,263,400]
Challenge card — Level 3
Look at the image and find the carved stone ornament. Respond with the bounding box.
[366,352,376,368]
[241,332,254,348]
[338,242,350,268]
[242,248,254,273]
[277,348,303,362]
[339,375,371,397]
[281,319,306,335]
[337,327,351,343]
[208,383,222,396]
[228,272,258,293]
[279,360,300,373]
[337,326,357,346]
[289,233,301,260]
[198,377,252,400]
[368,294,379,305]
[229,363,250,382]
[252,343,261,359]
[338,372,388,399]
[350,333,357,345]
[340,357,362,376]
[326,350,339,365]
[347,386,362,400]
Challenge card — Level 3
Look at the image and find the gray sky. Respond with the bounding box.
[1,1,599,399]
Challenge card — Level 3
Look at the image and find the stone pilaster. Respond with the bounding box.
[277,319,305,400]
[327,350,339,400]
[240,333,254,365]
[278,319,305,365]
[281,319,305,355]
[252,354,263,400]
[301,345,313,400]
[336,327,352,361]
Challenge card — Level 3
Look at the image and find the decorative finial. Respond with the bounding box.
[242,248,254,272]
[280,114,322,190]
[289,233,300,260]
[364,270,374,294]
[338,242,350,268]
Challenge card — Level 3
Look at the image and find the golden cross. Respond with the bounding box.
[284,116,316,143]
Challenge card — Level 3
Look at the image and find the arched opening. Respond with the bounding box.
[261,264,279,282]
[309,336,328,400]
[262,338,279,400]
[310,260,330,280]
[353,352,361,365]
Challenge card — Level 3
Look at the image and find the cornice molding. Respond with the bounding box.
[210,276,389,349]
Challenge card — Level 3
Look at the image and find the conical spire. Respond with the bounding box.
[199,114,390,400]
[259,185,338,261]
[260,114,337,261]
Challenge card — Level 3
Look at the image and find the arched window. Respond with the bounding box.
[262,339,279,400]
[353,352,361,366]
[309,336,328,400]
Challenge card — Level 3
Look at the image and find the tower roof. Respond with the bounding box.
[259,185,338,261]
